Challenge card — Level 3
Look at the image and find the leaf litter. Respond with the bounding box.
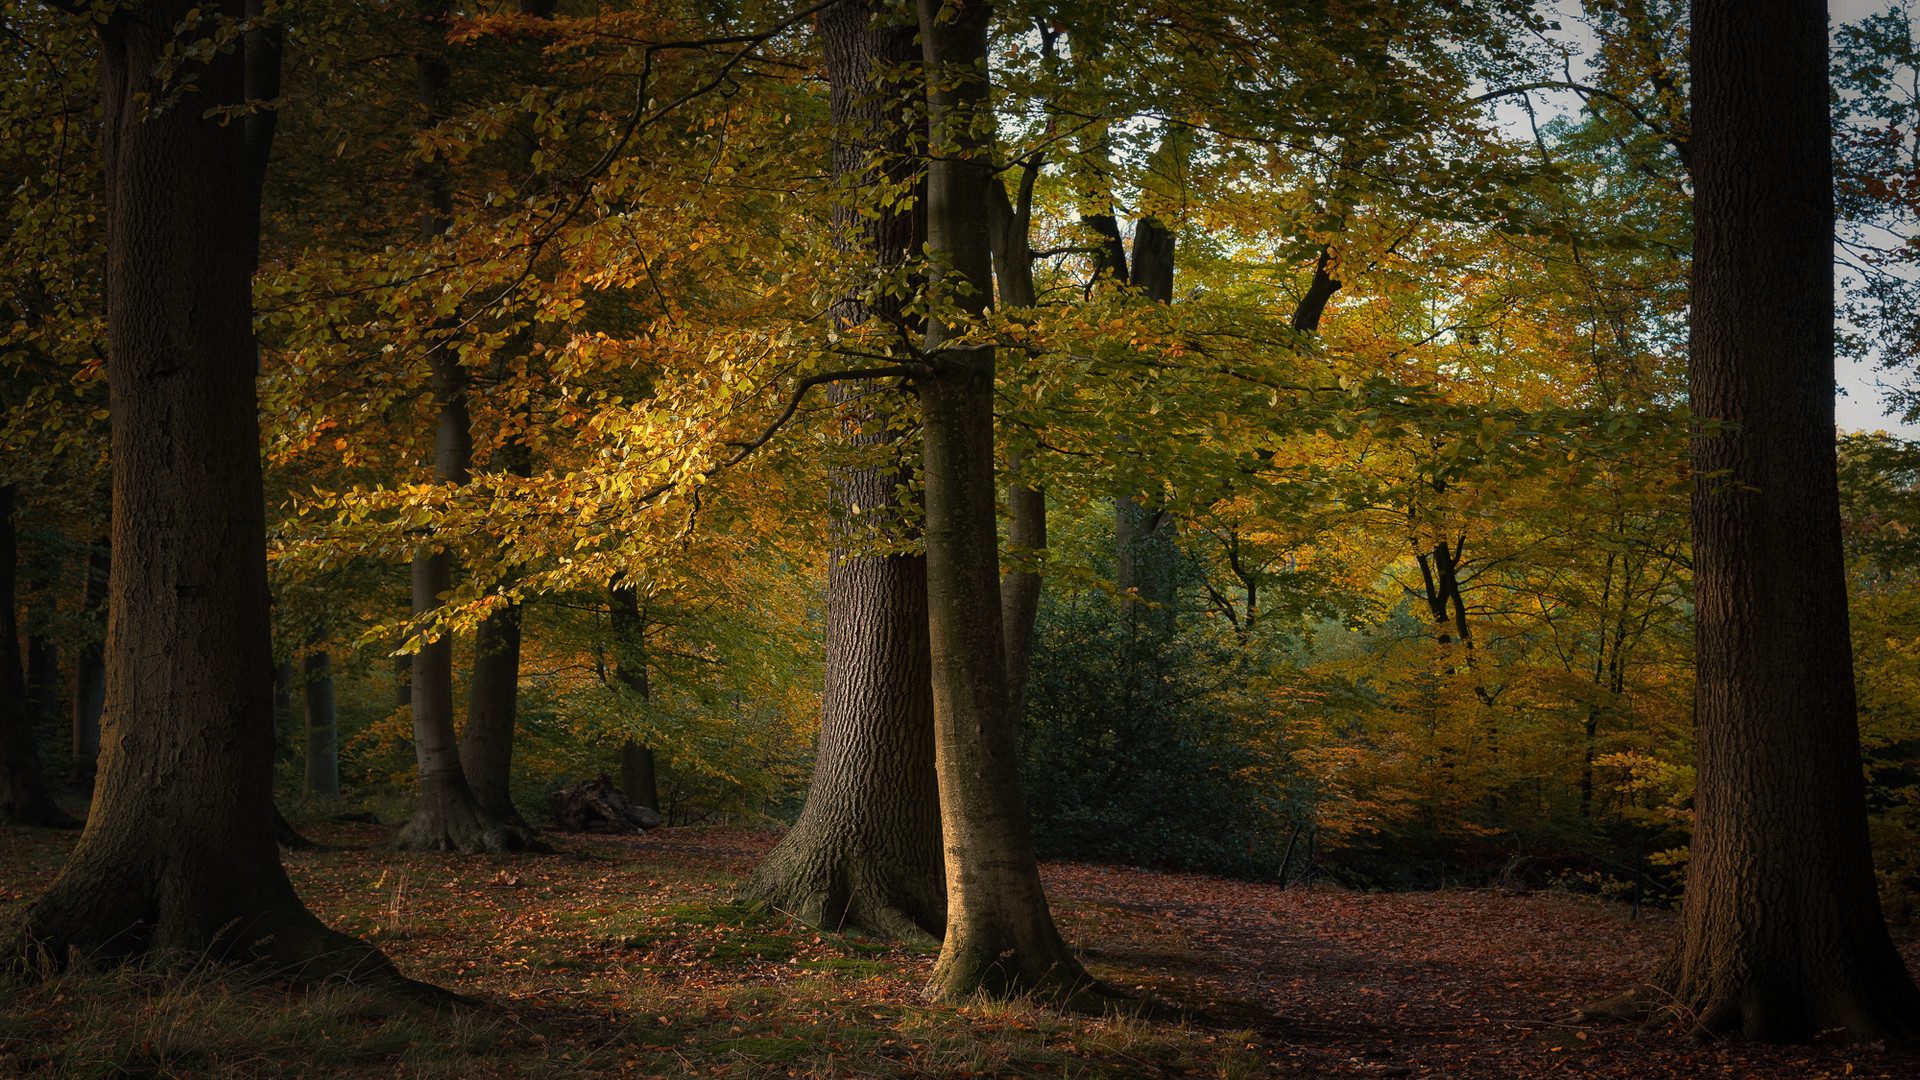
[0,821,1914,1078]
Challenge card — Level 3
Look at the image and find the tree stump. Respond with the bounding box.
[547,774,663,832]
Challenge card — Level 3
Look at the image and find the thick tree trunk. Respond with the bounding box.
[0,486,76,827]
[2,2,406,984]
[1586,0,1920,1041]
[71,538,107,775]
[303,644,339,799]
[915,0,1104,1004]
[740,0,945,942]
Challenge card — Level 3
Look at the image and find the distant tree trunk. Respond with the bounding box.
[1583,0,1920,1041]
[273,658,296,742]
[460,600,528,826]
[1112,142,1180,639]
[2,0,407,984]
[267,657,315,849]
[0,485,76,827]
[460,386,535,829]
[620,741,658,812]
[71,538,106,776]
[22,534,61,744]
[607,580,664,813]
[454,0,551,834]
[991,163,1046,723]
[740,0,944,942]
[387,2,530,854]
[915,0,1105,1005]
[303,641,339,800]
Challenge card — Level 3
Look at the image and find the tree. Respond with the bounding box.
[741,0,945,942]
[0,484,74,826]
[386,0,536,853]
[915,0,1107,1005]
[3,0,406,985]
[1586,0,1920,1040]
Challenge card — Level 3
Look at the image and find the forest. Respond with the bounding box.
[4,0,1920,1075]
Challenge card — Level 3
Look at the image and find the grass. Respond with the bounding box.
[0,822,1263,1079]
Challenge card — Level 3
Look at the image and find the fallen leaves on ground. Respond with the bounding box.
[0,822,1914,1078]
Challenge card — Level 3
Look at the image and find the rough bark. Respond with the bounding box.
[2,2,409,986]
[0,486,77,827]
[303,643,339,799]
[1584,0,1920,1041]
[739,0,945,943]
[739,398,944,942]
[915,0,1107,1005]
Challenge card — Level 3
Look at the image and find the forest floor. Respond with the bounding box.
[1,821,1916,1079]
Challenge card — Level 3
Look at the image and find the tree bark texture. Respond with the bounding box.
[1613,0,1920,1041]
[915,0,1102,1004]
[740,406,944,941]
[740,0,945,941]
[2,2,405,984]
[303,645,339,799]
[0,486,75,827]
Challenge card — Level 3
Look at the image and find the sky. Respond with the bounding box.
[1497,0,1920,438]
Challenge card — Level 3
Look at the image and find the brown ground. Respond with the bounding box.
[2,822,1916,1078]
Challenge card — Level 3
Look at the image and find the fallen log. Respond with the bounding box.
[547,773,663,833]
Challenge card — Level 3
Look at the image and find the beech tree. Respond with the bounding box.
[1583,0,1920,1040]
[914,0,1108,1004]
[3,0,406,984]
[740,0,944,941]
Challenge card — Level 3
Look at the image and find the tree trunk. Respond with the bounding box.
[460,600,528,826]
[1114,148,1180,639]
[740,0,946,942]
[991,166,1046,723]
[0,485,76,827]
[303,644,339,799]
[620,741,658,812]
[387,0,532,854]
[71,538,107,776]
[2,2,407,985]
[1586,0,1920,1040]
[454,0,549,832]
[607,580,665,813]
[915,0,1105,1004]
